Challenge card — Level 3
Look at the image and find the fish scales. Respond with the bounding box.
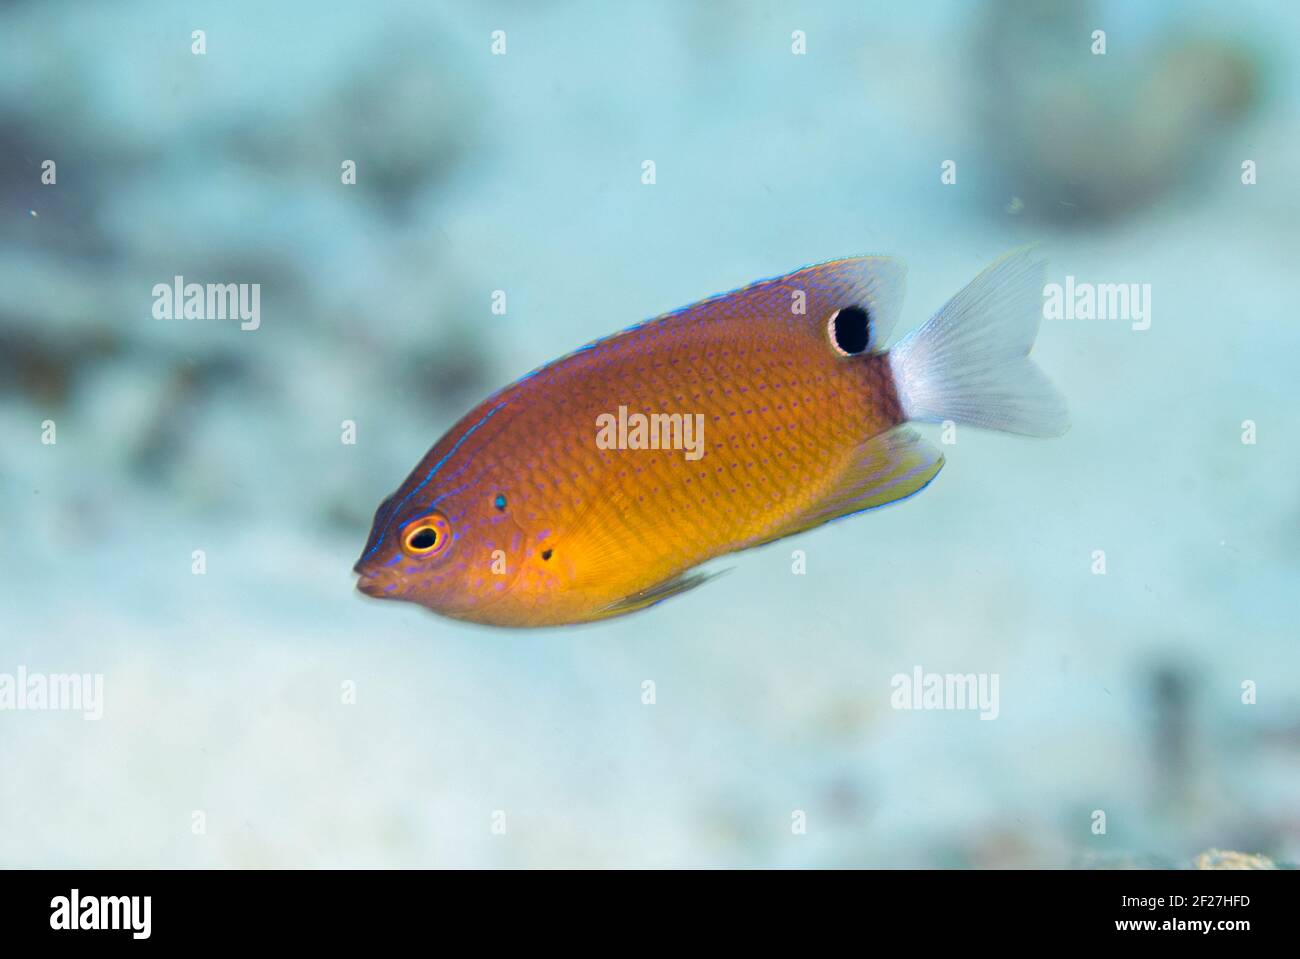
[356,249,1067,626]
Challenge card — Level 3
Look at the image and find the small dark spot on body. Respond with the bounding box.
[541,549,553,561]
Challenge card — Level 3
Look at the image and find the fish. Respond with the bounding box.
[354,247,1069,627]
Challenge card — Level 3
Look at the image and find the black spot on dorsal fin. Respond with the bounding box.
[829,305,870,355]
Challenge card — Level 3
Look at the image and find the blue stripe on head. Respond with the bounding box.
[421,482,471,522]
[363,402,507,560]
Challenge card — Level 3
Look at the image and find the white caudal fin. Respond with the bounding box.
[886,247,1070,437]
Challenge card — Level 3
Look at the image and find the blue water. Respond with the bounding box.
[1,0,1296,866]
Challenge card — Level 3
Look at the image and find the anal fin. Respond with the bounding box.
[748,426,944,547]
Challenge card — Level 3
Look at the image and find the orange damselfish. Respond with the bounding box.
[355,248,1068,627]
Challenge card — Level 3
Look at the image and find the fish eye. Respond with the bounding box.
[827,305,870,356]
[400,512,452,557]
[409,528,437,549]
[494,494,507,511]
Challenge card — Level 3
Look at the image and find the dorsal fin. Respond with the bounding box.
[782,256,907,350]
[488,256,909,398]
[655,255,908,351]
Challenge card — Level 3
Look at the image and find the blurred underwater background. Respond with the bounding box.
[0,0,1297,867]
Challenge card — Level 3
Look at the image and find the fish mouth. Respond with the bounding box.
[355,575,386,598]
[354,562,398,599]
[352,562,517,617]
